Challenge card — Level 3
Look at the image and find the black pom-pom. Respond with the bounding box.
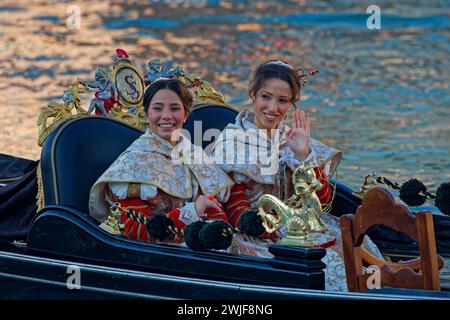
[198,220,234,250]
[184,220,207,251]
[436,182,450,216]
[399,179,427,206]
[239,211,265,237]
[146,214,175,240]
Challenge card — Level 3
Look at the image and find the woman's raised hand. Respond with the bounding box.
[286,108,311,161]
[194,195,223,218]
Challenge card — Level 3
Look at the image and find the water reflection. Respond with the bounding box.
[0,0,449,192]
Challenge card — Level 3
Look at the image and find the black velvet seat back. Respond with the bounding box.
[40,104,238,215]
[40,116,143,215]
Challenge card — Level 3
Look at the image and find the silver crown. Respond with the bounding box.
[264,60,293,70]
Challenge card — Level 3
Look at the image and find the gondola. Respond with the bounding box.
[0,106,449,300]
[1,50,449,300]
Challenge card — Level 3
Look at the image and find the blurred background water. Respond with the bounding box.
[0,0,449,192]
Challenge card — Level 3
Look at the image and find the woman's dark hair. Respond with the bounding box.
[249,59,301,104]
[143,78,193,114]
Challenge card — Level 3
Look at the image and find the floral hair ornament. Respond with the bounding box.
[291,68,319,109]
[297,68,319,87]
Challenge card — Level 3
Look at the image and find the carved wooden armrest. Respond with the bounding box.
[361,247,444,271]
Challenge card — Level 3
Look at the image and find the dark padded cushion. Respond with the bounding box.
[41,116,143,215]
[40,104,238,216]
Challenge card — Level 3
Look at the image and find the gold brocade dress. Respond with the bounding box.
[89,129,234,242]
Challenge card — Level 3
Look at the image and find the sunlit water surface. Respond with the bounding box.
[0,0,449,195]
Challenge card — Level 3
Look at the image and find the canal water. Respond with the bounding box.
[0,0,449,194]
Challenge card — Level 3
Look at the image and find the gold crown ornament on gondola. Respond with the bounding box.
[37,49,147,146]
[37,48,230,148]
[357,173,450,216]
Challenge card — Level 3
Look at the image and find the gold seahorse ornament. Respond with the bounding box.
[257,163,330,247]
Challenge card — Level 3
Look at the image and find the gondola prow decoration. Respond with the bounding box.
[257,163,330,247]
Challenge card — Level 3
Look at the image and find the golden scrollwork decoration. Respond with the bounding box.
[179,72,230,106]
[37,79,90,146]
[37,49,230,147]
[145,58,230,107]
[37,49,147,146]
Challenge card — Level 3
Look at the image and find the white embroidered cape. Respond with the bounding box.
[89,129,234,222]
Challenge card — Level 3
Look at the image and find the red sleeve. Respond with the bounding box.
[313,167,332,204]
[223,183,251,228]
[205,195,229,222]
[117,198,152,242]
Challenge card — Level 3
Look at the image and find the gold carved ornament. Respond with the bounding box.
[37,50,230,148]
[144,58,230,106]
[37,79,90,147]
[257,163,332,247]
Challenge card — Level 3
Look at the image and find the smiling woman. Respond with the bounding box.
[208,59,380,291]
[89,78,234,243]
[143,79,192,144]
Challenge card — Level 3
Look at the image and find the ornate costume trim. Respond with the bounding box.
[89,129,234,222]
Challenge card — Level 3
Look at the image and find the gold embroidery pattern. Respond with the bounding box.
[89,129,233,222]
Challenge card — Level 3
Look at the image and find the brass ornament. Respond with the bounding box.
[355,172,379,196]
[100,202,184,239]
[355,173,422,196]
[99,203,125,235]
[257,163,330,247]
